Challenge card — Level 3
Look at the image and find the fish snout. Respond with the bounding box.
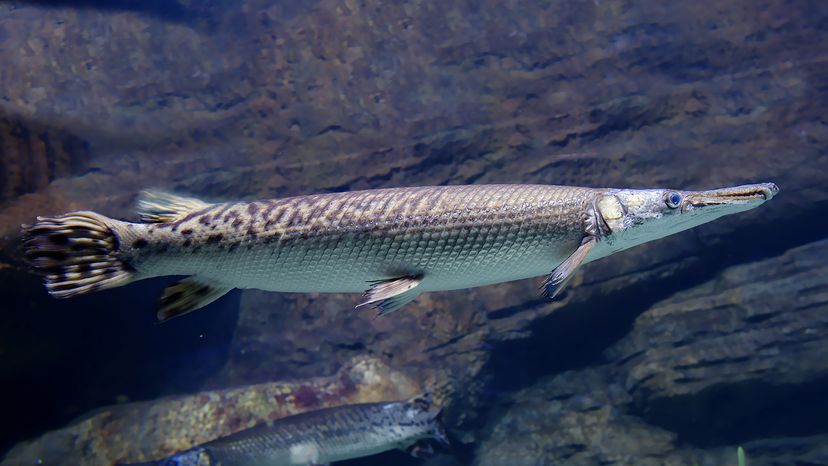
[687,182,779,207]
[761,183,780,200]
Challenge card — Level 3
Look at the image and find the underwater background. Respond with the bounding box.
[1,0,827,464]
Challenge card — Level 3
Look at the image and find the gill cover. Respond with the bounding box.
[541,193,625,299]
[592,194,627,235]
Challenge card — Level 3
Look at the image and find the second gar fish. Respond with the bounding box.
[23,182,779,320]
[123,393,447,466]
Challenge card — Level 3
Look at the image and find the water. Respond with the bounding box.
[1,1,827,465]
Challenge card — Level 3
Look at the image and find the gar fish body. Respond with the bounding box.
[125,393,446,466]
[23,183,778,320]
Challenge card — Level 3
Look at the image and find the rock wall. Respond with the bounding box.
[1,0,827,464]
[0,113,90,204]
[475,238,828,466]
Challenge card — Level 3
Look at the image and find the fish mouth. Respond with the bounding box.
[686,182,779,207]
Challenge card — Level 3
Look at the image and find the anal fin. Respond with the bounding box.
[158,276,232,322]
[356,275,422,317]
[541,237,596,299]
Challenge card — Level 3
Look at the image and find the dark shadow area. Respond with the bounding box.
[480,199,828,394]
[338,444,448,466]
[0,273,240,454]
[0,114,91,205]
[12,0,208,23]
[636,375,828,447]
[481,264,710,393]
[12,0,313,30]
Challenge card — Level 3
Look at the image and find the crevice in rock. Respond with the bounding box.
[635,375,828,447]
[481,260,711,393]
[0,114,91,205]
[17,0,195,23]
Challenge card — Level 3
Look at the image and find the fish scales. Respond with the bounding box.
[122,185,594,293]
[117,394,445,465]
[186,398,443,465]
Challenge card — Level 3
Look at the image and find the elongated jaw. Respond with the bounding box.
[588,182,780,260]
[684,183,779,208]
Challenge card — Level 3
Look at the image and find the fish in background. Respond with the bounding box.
[120,392,448,466]
[22,182,779,320]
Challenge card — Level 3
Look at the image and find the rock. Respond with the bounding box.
[475,367,828,466]
[474,368,687,466]
[0,0,827,463]
[0,113,91,203]
[1,356,420,466]
[1,0,826,243]
[610,237,828,447]
[472,238,828,465]
[737,436,828,466]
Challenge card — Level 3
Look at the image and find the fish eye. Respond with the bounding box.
[665,192,683,209]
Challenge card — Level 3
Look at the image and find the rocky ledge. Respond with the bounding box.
[474,238,828,466]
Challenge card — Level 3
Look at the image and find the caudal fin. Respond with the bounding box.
[405,391,450,448]
[22,211,134,298]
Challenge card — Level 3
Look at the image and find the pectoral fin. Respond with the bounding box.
[158,276,232,321]
[541,237,596,299]
[356,275,422,317]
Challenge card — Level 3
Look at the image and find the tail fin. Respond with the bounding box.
[407,391,449,447]
[431,418,450,447]
[22,211,134,298]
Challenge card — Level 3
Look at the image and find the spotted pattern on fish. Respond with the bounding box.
[111,185,593,296]
[157,394,446,466]
[23,183,778,317]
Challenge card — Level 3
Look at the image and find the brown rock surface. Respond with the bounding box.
[0,114,90,204]
[0,0,827,464]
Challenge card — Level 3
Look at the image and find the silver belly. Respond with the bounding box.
[149,231,580,294]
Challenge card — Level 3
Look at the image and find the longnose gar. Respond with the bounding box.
[122,393,447,466]
[23,182,778,320]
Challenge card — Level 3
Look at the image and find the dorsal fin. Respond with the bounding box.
[137,190,212,224]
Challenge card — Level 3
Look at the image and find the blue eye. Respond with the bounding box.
[666,192,682,208]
